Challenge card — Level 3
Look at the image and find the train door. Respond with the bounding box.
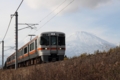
[50,35,58,53]
[49,33,58,61]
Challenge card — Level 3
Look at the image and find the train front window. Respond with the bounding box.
[58,36,65,45]
[40,36,49,45]
[51,36,57,45]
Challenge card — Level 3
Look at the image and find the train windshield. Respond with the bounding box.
[40,34,65,46]
[40,36,49,45]
[51,36,57,45]
[58,36,65,45]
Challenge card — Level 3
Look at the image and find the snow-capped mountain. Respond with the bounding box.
[66,31,116,57]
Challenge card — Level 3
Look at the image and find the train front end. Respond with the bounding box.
[39,32,65,62]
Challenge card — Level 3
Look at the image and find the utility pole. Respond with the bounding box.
[15,12,18,69]
[14,12,38,69]
[2,41,4,69]
[28,35,36,40]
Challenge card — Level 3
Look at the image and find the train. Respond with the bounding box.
[4,31,65,69]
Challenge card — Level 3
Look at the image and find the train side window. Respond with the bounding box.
[18,50,22,56]
[20,50,21,56]
[30,42,34,51]
[35,39,37,48]
[9,58,10,61]
[21,49,23,55]
[8,57,11,61]
[13,55,15,59]
[13,55,14,59]
[8,58,10,61]
[24,47,27,54]
[11,55,13,60]
[18,51,20,56]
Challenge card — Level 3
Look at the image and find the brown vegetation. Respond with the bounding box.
[1,46,120,80]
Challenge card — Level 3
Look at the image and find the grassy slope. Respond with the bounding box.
[0,47,120,80]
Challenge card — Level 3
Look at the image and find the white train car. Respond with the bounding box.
[6,32,65,68]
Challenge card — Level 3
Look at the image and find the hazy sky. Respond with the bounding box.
[0,0,120,63]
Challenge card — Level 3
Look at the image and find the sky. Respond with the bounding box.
[0,0,120,64]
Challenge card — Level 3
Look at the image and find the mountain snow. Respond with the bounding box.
[66,31,116,57]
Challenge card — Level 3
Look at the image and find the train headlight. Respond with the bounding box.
[45,48,47,50]
[59,48,62,50]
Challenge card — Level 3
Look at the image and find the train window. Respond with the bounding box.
[11,56,13,60]
[18,51,20,56]
[21,49,23,55]
[9,57,10,61]
[24,47,27,54]
[30,42,34,51]
[19,50,22,56]
[13,55,15,59]
[40,36,49,45]
[51,36,57,45]
[12,55,15,59]
[35,39,37,48]
[58,36,65,45]
[8,58,10,61]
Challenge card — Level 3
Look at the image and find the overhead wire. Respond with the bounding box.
[15,0,24,12]
[38,0,67,23]
[2,17,13,41]
[35,0,75,33]
[2,0,24,41]
[18,30,33,47]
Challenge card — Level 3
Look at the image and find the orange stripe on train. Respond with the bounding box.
[6,47,65,65]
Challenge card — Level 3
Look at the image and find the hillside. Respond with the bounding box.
[0,46,120,80]
[66,31,115,57]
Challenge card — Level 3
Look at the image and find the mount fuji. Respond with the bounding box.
[66,31,116,57]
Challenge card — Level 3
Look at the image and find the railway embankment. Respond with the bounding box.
[0,46,120,80]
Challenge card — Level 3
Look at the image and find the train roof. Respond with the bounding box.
[40,31,65,34]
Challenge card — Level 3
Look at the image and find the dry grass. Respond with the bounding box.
[1,46,120,80]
